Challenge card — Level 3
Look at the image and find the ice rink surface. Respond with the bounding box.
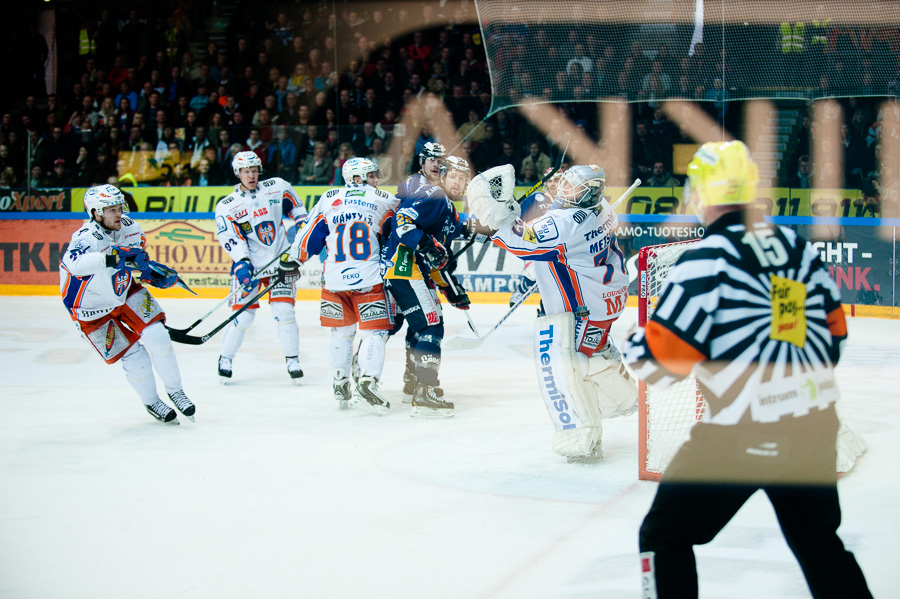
[0,296,896,598]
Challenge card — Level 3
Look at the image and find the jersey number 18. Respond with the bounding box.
[334,222,371,261]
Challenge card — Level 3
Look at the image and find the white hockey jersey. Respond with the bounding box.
[59,217,147,321]
[290,183,399,291]
[492,200,629,320]
[214,177,307,274]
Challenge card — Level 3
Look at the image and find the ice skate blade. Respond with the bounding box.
[409,406,454,419]
[337,399,349,411]
[566,452,603,464]
[219,376,230,385]
[349,398,389,416]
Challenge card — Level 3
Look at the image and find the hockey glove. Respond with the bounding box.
[145,262,179,289]
[110,245,150,273]
[463,216,493,243]
[277,253,301,285]
[231,259,257,290]
[416,235,449,271]
[441,275,471,310]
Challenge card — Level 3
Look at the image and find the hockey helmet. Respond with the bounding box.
[342,157,379,184]
[686,140,758,209]
[418,141,446,165]
[555,164,606,210]
[232,150,262,176]
[83,184,127,219]
[439,156,472,182]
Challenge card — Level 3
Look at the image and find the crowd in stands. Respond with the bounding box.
[0,1,894,198]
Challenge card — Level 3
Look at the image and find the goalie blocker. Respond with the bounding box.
[534,312,637,460]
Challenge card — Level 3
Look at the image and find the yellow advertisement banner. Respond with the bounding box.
[70,185,873,219]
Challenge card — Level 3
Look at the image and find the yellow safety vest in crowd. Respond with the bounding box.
[79,29,97,56]
[780,22,805,54]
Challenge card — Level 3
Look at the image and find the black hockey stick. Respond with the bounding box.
[165,251,286,337]
[167,279,279,345]
[440,270,479,336]
[444,283,538,350]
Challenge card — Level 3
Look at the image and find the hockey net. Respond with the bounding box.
[637,239,703,481]
[636,239,867,481]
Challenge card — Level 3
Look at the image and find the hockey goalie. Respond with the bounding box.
[466,163,638,462]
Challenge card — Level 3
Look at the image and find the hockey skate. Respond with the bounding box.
[285,356,304,385]
[334,376,351,411]
[145,398,179,424]
[217,356,232,385]
[168,390,195,422]
[410,383,454,419]
[401,370,417,404]
[349,376,390,416]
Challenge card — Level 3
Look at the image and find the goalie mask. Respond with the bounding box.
[83,184,127,220]
[555,164,606,210]
[342,157,379,185]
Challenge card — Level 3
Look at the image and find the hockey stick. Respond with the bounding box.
[444,282,538,350]
[442,271,479,336]
[168,279,279,345]
[165,251,287,336]
[608,178,642,212]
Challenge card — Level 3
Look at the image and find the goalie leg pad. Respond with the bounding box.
[534,313,603,458]
[580,343,639,418]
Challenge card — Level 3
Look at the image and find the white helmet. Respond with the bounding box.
[418,141,446,165]
[342,157,379,185]
[83,184,127,219]
[555,164,606,210]
[232,151,262,176]
[440,155,472,181]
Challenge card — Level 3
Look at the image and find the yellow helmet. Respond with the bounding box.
[686,140,758,208]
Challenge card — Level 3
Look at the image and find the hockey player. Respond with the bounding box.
[621,141,872,598]
[278,158,399,415]
[382,154,473,418]
[398,141,446,196]
[60,184,195,424]
[508,166,565,309]
[214,150,307,384]
[466,164,637,461]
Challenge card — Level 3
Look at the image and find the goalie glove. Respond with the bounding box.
[416,235,449,271]
[277,253,301,285]
[441,275,471,310]
[466,164,520,229]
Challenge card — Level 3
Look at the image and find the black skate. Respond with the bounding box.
[168,390,195,422]
[410,383,454,419]
[146,399,179,425]
[218,356,232,385]
[285,356,303,386]
[350,376,390,416]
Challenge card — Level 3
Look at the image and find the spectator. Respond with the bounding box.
[521,142,552,179]
[192,158,221,186]
[458,110,486,143]
[48,158,74,187]
[268,125,298,182]
[332,142,355,184]
[115,81,139,112]
[516,161,539,187]
[300,141,331,184]
[790,154,814,189]
[471,123,503,171]
[369,136,392,184]
[632,120,661,180]
[645,161,680,187]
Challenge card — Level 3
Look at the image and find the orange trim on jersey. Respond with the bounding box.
[557,253,587,309]
[645,320,707,375]
[547,263,573,312]
[826,306,847,338]
[297,212,326,262]
[491,237,563,259]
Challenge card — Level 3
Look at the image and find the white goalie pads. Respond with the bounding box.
[534,312,603,458]
[584,342,639,418]
[466,164,520,229]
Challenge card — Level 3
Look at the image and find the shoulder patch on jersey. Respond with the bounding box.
[121,216,133,226]
[400,206,419,219]
[262,179,276,187]
[240,221,253,233]
[92,231,104,240]
[220,197,234,205]
[523,225,537,243]
[325,189,340,198]
[346,190,365,197]
[572,210,587,224]
[533,216,559,242]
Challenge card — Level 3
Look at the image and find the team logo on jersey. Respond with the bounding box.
[770,275,807,347]
[255,221,276,245]
[331,199,342,208]
[112,270,130,295]
[582,325,606,351]
[240,221,253,233]
[104,321,117,355]
[359,300,388,322]
[392,246,414,277]
[533,216,559,242]
[320,300,343,320]
[523,225,537,243]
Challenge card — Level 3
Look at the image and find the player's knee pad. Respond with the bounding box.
[534,312,603,458]
[234,309,256,331]
[270,301,296,325]
[139,321,174,357]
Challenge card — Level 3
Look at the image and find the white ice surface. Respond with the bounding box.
[0,297,896,599]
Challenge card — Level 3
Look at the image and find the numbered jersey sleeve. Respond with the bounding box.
[622,213,847,425]
[59,218,146,320]
[491,203,629,319]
